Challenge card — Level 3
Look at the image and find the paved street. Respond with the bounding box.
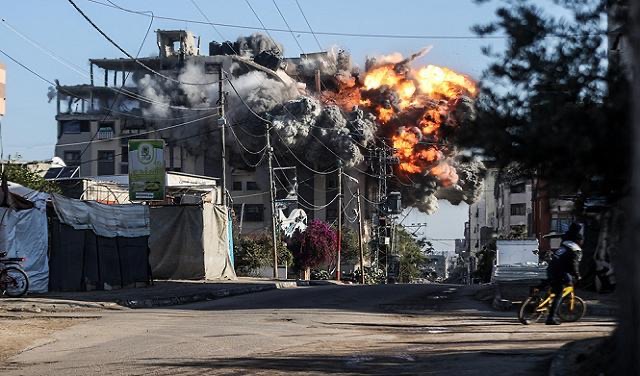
[1,284,614,375]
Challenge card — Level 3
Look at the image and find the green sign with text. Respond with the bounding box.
[128,139,165,201]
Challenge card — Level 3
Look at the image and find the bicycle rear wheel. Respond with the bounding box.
[518,297,544,325]
[1,267,29,297]
[558,296,586,322]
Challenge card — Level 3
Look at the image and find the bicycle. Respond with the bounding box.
[518,284,587,325]
[0,251,29,298]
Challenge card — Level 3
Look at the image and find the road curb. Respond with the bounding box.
[120,282,297,309]
[296,280,345,286]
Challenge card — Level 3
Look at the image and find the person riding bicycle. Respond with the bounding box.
[545,223,583,325]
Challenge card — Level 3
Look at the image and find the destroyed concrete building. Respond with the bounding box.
[53,29,367,237]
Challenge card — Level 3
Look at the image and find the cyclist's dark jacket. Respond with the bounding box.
[547,241,582,282]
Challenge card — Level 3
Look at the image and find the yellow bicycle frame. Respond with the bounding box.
[535,285,575,312]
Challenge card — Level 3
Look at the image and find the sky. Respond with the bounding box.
[0,0,506,249]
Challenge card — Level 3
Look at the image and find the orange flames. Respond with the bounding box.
[360,61,476,184]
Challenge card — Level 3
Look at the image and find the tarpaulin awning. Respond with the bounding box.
[52,193,149,238]
[0,181,50,293]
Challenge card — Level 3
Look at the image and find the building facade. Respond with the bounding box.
[53,29,373,241]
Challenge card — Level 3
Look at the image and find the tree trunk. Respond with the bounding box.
[620,0,640,372]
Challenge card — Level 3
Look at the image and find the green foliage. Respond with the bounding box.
[501,224,527,240]
[233,232,292,276]
[339,227,366,267]
[353,266,385,284]
[460,0,629,199]
[395,226,427,283]
[310,269,331,280]
[4,164,60,194]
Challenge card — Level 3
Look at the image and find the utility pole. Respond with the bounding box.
[336,160,343,281]
[356,186,365,284]
[218,65,226,205]
[266,124,279,279]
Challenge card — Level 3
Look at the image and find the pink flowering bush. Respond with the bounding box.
[289,220,337,270]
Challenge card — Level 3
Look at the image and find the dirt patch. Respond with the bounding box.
[0,317,88,362]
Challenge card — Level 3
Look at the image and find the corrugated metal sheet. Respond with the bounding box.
[492,264,548,282]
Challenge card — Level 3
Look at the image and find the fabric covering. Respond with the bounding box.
[48,218,150,291]
[0,182,50,293]
[0,207,49,293]
[149,204,236,280]
[52,193,149,238]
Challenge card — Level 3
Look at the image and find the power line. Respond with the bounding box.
[231,191,269,199]
[57,112,220,147]
[0,18,222,113]
[67,0,224,86]
[294,0,323,50]
[244,0,279,52]
[223,72,340,176]
[85,0,514,41]
[189,0,229,45]
[78,6,155,161]
[73,117,241,167]
[272,0,306,56]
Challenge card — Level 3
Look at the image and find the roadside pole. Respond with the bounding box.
[336,160,343,281]
[356,186,366,284]
[267,124,278,279]
[218,65,226,206]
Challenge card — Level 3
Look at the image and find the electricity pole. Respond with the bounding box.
[343,171,365,284]
[266,124,279,279]
[356,186,365,284]
[336,160,343,281]
[218,65,226,205]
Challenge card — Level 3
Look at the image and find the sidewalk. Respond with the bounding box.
[0,278,305,313]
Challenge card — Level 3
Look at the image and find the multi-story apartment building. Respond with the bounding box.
[469,168,498,258]
[55,30,224,177]
[53,29,371,238]
[496,178,534,237]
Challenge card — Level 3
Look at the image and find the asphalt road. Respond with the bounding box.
[1,284,615,375]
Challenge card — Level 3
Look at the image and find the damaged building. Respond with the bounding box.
[53,28,482,268]
[53,29,370,237]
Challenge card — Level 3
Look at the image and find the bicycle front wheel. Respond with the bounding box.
[558,296,586,322]
[518,297,544,325]
[1,267,29,297]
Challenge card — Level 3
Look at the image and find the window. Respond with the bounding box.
[551,218,572,233]
[243,204,264,222]
[232,181,243,191]
[97,150,115,175]
[510,182,526,193]
[60,120,89,135]
[246,181,259,191]
[61,121,80,134]
[120,164,128,174]
[63,150,81,167]
[97,122,115,140]
[205,62,218,74]
[510,203,526,216]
